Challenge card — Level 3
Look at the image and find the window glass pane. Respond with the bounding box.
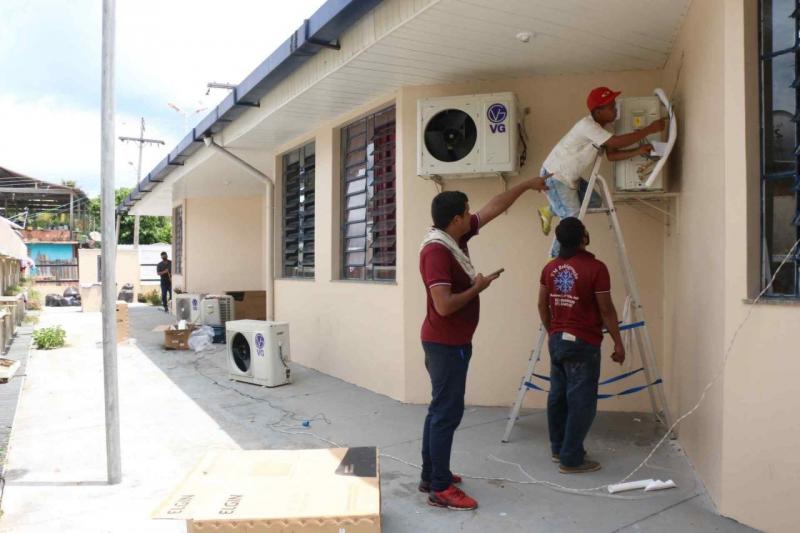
[347,193,367,209]
[347,207,367,223]
[346,223,366,238]
[765,178,800,253]
[346,252,366,266]
[763,53,797,174]
[346,178,367,195]
[763,0,797,54]
[346,237,366,252]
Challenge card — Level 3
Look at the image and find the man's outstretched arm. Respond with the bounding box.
[477,176,549,228]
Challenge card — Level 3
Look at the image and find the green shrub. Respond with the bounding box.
[143,289,162,306]
[4,285,20,297]
[27,289,42,310]
[33,325,66,350]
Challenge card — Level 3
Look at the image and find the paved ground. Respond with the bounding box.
[0,306,757,532]
[0,321,33,466]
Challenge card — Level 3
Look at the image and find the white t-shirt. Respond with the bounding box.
[542,115,613,189]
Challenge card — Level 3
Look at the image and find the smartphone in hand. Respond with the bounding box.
[489,268,505,278]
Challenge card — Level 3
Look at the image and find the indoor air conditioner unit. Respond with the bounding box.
[200,295,235,327]
[418,92,521,178]
[226,320,291,387]
[174,293,202,323]
[614,88,676,192]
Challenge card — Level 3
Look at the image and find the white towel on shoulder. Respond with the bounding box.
[419,228,476,283]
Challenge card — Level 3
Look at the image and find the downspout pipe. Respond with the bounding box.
[203,136,275,321]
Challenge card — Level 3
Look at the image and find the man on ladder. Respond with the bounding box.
[537,86,665,257]
[538,217,625,473]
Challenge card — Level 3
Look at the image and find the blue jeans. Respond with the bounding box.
[541,169,601,257]
[421,342,471,492]
[160,278,171,311]
[547,332,601,467]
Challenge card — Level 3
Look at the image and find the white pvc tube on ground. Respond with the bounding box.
[608,479,654,493]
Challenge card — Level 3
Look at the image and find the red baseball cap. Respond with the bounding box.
[587,87,621,111]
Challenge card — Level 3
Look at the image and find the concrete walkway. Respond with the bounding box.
[0,306,756,532]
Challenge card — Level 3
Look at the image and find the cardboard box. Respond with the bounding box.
[153,447,381,532]
[226,291,267,321]
[81,284,103,312]
[164,325,197,350]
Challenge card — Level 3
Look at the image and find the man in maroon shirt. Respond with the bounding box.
[538,217,625,474]
[419,176,548,510]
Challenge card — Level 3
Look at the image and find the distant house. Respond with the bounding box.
[0,167,89,285]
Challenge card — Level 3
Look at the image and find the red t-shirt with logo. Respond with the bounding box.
[420,214,481,346]
[540,250,611,346]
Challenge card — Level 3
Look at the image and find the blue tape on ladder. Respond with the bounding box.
[531,367,644,385]
[603,321,645,334]
[523,371,662,399]
[597,379,663,399]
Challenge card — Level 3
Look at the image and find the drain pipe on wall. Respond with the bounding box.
[203,136,275,321]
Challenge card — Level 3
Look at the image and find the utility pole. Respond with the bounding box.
[100,0,121,485]
[119,118,164,247]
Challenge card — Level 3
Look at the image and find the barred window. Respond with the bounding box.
[341,106,396,281]
[282,142,316,278]
[172,205,183,275]
[760,0,800,296]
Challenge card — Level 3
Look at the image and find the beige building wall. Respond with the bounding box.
[181,196,266,295]
[719,2,800,532]
[397,73,668,410]
[662,1,800,531]
[270,99,407,401]
[268,71,671,408]
[659,0,727,503]
[78,248,141,298]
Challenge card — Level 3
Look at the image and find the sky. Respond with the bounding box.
[0,0,327,196]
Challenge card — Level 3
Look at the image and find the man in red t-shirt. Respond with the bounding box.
[538,217,625,474]
[419,176,548,510]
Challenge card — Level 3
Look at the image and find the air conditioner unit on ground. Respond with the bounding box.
[226,320,291,387]
[418,92,520,178]
[200,295,235,327]
[174,293,202,323]
[614,89,676,192]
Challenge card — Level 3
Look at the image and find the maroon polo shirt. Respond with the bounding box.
[420,214,481,346]
[540,250,611,346]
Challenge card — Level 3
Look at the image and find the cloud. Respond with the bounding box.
[1,0,326,196]
[0,94,173,196]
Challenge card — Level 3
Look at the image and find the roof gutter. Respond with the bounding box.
[118,0,383,216]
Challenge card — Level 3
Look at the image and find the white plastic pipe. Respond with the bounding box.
[642,88,677,188]
[203,137,275,320]
[608,479,654,494]
[645,479,677,492]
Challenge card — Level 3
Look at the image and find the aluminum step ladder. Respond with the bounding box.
[501,152,673,443]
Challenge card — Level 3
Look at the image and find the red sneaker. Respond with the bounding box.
[428,485,478,510]
[418,474,462,493]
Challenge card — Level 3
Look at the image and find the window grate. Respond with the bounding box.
[282,142,316,278]
[759,0,800,297]
[172,205,183,275]
[341,106,397,281]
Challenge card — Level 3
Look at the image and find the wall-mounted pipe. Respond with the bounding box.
[203,137,275,321]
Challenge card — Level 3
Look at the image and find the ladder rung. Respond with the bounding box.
[587,207,611,213]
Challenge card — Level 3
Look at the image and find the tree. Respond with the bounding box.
[61,179,77,189]
[87,188,171,245]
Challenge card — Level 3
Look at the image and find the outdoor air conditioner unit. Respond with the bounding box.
[417,92,521,178]
[226,320,291,387]
[200,295,235,327]
[174,293,202,323]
